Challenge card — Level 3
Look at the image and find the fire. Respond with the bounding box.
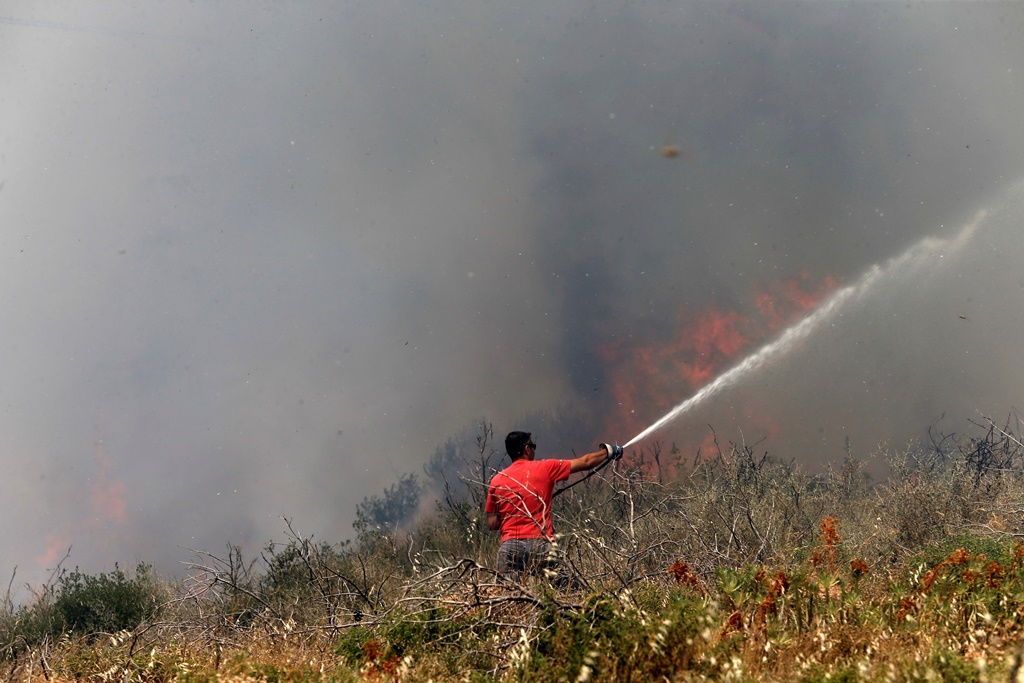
[601,272,837,454]
[34,433,129,570]
[678,308,746,385]
[92,478,127,525]
[755,272,839,331]
[35,533,71,566]
[91,440,128,524]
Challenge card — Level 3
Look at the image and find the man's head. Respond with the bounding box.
[505,431,536,461]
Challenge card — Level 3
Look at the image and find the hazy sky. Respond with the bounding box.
[2,1,1022,588]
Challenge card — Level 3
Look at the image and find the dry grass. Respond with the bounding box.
[5,415,1024,682]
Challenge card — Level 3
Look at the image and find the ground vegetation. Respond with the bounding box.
[4,415,1024,681]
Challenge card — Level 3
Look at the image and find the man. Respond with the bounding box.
[485,431,622,584]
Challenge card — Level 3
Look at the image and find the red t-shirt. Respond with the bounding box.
[486,458,572,542]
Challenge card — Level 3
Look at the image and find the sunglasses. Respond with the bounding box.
[527,442,537,449]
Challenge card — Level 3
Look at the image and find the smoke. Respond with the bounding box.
[1,1,1022,588]
[620,206,995,450]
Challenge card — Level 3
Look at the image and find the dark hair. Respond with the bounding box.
[505,431,532,459]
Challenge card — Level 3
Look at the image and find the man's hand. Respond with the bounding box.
[600,443,624,460]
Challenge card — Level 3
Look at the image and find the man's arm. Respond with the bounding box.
[485,484,501,531]
[568,448,611,474]
[486,511,501,531]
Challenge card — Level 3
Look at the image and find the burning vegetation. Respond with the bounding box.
[598,272,837,446]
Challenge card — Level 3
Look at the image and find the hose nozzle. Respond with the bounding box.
[600,443,624,460]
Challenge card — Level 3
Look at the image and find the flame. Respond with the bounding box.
[92,478,127,525]
[35,533,71,566]
[34,432,129,570]
[91,441,128,524]
[601,273,837,455]
[755,272,839,330]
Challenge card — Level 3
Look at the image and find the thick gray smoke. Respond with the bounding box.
[1,2,1022,588]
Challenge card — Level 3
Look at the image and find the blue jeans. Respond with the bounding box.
[497,538,572,587]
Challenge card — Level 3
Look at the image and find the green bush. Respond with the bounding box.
[335,626,373,665]
[1,562,161,655]
[911,532,1015,568]
[511,587,709,682]
[53,563,160,637]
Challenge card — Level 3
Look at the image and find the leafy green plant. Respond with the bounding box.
[0,562,162,658]
[53,563,160,637]
[334,626,373,665]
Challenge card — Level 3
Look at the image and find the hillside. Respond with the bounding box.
[4,416,1024,682]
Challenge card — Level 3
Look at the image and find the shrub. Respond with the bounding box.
[3,563,161,653]
[335,626,373,665]
[7,414,1024,682]
[52,563,161,638]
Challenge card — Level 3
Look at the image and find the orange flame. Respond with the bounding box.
[601,272,837,452]
[91,441,128,524]
[755,272,839,330]
[34,431,129,570]
[92,478,127,525]
[35,533,71,566]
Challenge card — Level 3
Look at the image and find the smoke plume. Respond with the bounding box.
[1,1,1022,588]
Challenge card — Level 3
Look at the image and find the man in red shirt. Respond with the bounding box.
[485,431,622,585]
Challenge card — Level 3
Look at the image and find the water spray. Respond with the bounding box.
[622,210,987,450]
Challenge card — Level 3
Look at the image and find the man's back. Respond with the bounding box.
[486,458,570,541]
[486,431,619,584]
